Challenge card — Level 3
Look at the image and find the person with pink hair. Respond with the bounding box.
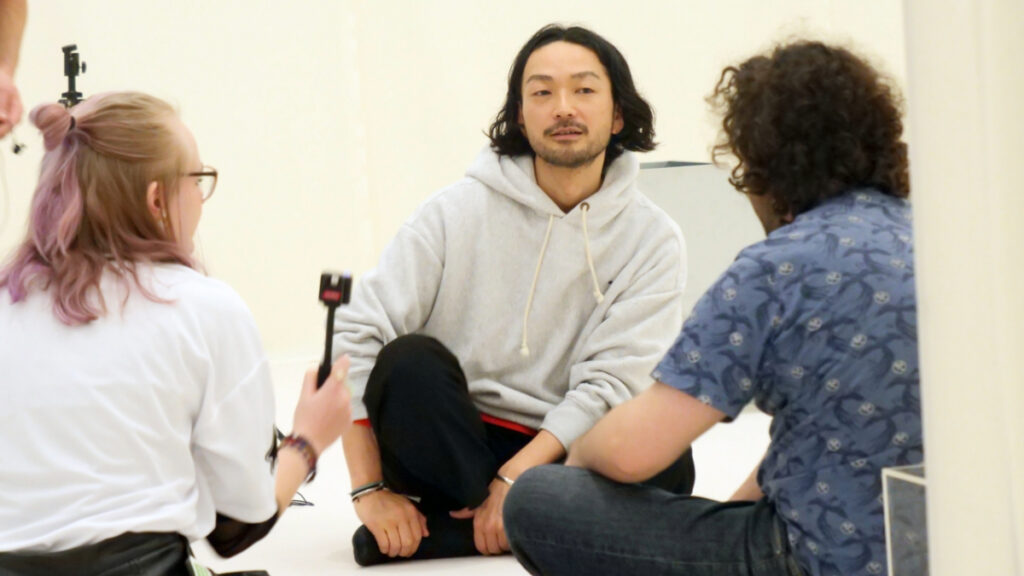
[0,92,351,575]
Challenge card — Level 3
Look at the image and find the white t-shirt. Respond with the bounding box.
[0,264,277,552]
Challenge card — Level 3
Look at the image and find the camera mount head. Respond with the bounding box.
[59,44,86,108]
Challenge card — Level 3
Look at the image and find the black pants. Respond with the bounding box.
[0,533,189,576]
[364,334,696,515]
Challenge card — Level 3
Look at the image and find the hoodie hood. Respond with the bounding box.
[465,147,640,227]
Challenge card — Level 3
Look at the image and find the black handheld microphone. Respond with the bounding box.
[317,272,352,388]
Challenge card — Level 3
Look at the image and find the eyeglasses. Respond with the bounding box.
[185,165,218,202]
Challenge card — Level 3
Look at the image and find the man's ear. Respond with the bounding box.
[517,104,525,130]
[146,181,164,221]
[612,105,624,135]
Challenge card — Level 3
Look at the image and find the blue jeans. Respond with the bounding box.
[504,465,805,576]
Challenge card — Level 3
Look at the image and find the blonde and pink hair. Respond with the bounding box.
[0,91,195,325]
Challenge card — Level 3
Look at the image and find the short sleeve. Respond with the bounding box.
[652,250,780,419]
[190,286,277,525]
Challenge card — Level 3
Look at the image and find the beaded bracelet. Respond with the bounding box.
[279,434,318,483]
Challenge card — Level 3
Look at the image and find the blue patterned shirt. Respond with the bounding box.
[654,190,923,576]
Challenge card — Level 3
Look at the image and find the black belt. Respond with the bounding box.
[0,532,271,576]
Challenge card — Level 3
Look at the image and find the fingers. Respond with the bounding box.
[449,507,475,520]
[317,355,350,395]
[303,355,349,398]
[301,367,318,397]
[384,527,402,557]
[418,511,430,538]
[10,97,22,127]
[396,521,418,557]
[498,527,509,552]
[476,512,503,555]
[468,503,507,555]
[363,496,425,558]
[473,518,487,556]
[485,530,502,556]
[370,525,389,556]
[330,354,351,383]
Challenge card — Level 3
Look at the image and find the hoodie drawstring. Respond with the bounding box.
[580,203,606,304]
[521,214,555,357]
[520,205,606,357]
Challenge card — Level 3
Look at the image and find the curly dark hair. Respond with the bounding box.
[488,24,656,167]
[709,41,909,216]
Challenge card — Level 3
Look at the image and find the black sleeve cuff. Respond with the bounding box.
[206,512,278,558]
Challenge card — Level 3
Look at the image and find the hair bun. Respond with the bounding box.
[29,103,75,152]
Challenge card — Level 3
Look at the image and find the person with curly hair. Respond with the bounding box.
[505,40,921,576]
[335,23,695,566]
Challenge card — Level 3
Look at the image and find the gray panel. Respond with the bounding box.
[637,163,765,315]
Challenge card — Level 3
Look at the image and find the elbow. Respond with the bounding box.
[206,513,278,558]
[604,459,659,484]
[590,435,660,484]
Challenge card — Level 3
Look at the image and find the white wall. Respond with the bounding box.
[904,1,1024,574]
[1,0,907,360]
[1,0,372,356]
[354,0,908,261]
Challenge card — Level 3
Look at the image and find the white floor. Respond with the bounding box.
[194,359,772,575]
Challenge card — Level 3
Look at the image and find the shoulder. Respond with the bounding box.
[419,177,490,211]
[625,192,687,255]
[404,177,491,229]
[147,264,255,325]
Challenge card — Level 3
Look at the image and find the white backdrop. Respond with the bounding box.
[905,2,1024,574]
[0,0,906,359]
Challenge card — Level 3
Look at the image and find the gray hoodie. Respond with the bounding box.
[335,147,687,448]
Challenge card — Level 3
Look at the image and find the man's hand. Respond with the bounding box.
[0,68,22,139]
[450,478,511,555]
[354,489,429,558]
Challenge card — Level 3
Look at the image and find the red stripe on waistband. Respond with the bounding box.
[353,415,537,437]
[480,413,538,437]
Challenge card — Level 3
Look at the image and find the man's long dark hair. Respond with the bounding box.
[488,24,656,167]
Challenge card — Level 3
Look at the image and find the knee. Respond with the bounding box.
[504,465,578,541]
[368,334,460,399]
[378,334,449,368]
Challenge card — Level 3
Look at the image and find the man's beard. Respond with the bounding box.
[529,124,611,169]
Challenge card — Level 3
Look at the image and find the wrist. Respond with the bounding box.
[350,480,387,503]
[278,434,318,483]
[349,471,384,488]
[497,461,529,481]
[290,426,329,455]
